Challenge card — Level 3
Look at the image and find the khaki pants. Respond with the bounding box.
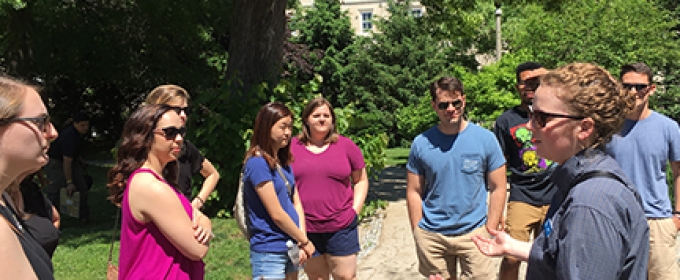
[505,201,550,242]
[647,218,679,280]
[414,226,494,279]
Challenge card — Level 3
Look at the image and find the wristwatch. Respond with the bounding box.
[672,210,680,217]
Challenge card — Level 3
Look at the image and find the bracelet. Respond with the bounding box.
[66,179,73,184]
[194,197,205,206]
[672,210,680,215]
[298,240,309,247]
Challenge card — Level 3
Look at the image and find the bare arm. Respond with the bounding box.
[671,161,680,231]
[255,181,308,244]
[62,156,74,183]
[0,219,38,279]
[192,158,220,209]
[486,165,507,233]
[406,171,425,231]
[51,205,60,229]
[292,187,313,262]
[351,168,369,215]
[130,175,210,261]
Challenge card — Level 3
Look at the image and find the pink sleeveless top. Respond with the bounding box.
[118,168,205,279]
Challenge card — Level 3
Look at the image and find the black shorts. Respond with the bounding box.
[307,215,360,256]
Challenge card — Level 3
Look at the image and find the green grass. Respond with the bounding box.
[52,166,252,279]
[385,147,409,167]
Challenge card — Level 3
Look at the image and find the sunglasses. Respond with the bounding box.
[437,100,463,110]
[528,106,584,128]
[0,115,52,133]
[521,77,540,91]
[154,126,187,140]
[168,106,192,115]
[622,83,649,92]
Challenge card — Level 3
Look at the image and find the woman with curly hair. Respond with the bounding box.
[471,63,650,279]
[108,104,212,279]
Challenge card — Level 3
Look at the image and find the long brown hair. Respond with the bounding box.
[244,102,294,168]
[107,105,179,205]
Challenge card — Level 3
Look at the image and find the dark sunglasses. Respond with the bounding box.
[529,106,584,128]
[168,106,192,115]
[155,126,187,140]
[0,115,51,133]
[520,77,540,91]
[437,99,463,110]
[622,83,649,92]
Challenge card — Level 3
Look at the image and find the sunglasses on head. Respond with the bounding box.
[622,83,649,92]
[0,115,52,133]
[155,126,187,140]
[521,77,540,91]
[437,99,463,110]
[528,106,584,128]
[168,106,192,115]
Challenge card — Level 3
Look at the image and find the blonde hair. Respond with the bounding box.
[145,84,190,105]
[0,76,33,123]
[540,63,635,149]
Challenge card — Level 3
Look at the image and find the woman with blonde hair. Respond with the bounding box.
[471,63,649,279]
[145,85,220,210]
[0,75,58,278]
[108,104,212,279]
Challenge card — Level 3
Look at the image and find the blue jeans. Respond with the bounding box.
[250,251,300,279]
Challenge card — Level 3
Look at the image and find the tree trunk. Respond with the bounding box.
[226,0,287,96]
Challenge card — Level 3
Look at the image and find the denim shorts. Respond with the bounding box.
[250,250,301,279]
[308,215,360,256]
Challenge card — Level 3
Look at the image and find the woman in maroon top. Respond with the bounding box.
[290,97,369,280]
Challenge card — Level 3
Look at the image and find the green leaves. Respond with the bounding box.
[504,0,680,72]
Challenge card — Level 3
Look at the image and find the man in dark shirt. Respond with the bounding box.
[44,112,91,223]
[492,62,557,280]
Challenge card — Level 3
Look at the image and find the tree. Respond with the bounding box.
[225,0,287,96]
[288,0,354,101]
[0,0,229,145]
[334,0,476,146]
[503,0,680,72]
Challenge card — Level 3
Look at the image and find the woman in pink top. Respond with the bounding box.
[290,97,369,280]
[108,105,213,279]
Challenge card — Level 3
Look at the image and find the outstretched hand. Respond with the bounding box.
[471,228,510,257]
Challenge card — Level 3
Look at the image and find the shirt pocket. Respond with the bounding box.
[460,154,483,174]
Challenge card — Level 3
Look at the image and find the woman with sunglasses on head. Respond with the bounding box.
[244,102,314,280]
[471,63,649,279]
[0,75,58,279]
[108,105,212,279]
[145,85,220,210]
[290,97,368,280]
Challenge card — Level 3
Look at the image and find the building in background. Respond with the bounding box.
[298,0,424,35]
